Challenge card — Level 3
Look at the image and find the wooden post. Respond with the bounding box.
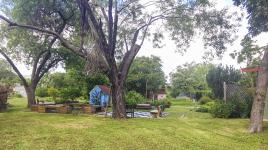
[223,82,227,104]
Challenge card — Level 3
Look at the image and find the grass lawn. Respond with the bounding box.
[0,98,268,150]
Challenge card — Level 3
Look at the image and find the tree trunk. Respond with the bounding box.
[249,50,268,133]
[25,86,36,108]
[111,81,127,119]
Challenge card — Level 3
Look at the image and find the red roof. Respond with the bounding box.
[241,67,263,72]
[98,85,111,95]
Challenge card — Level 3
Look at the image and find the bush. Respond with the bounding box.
[59,87,81,100]
[199,96,212,105]
[209,95,253,119]
[210,101,233,118]
[228,93,253,118]
[125,91,146,105]
[47,87,59,100]
[150,99,172,108]
[196,101,215,113]
[196,106,209,112]
[36,87,48,97]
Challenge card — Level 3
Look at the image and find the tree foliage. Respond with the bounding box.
[233,0,268,36]
[206,65,242,99]
[0,58,18,86]
[39,70,109,101]
[0,0,237,118]
[170,62,212,98]
[233,0,268,133]
[230,35,263,87]
[126,55,165,97]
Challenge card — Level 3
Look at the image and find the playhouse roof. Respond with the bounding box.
[154,89,166,95]
[97,85,110,95]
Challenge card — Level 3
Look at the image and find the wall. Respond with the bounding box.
[157,94,166,100]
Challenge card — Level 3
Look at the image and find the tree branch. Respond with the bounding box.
[108,0,114,54]
[0,15,85,58]
[112,0,119,56]
[101,7,109,24]
[0,48,29,87]
[31,50,47,80]
[117,0,140,13]
[37,58,63,84]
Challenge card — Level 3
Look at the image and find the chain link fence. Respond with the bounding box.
[224,82,250,102]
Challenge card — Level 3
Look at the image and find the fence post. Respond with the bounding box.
[223,82,227,104]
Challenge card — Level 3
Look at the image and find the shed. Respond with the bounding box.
[149,89,167,100]
[89,85,110,107]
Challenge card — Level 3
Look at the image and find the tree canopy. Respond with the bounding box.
[0,0,237,118]
[0,58,18,86]
[234,0,268,36]
[206,65,242,99]
[126,55,166,97]
[170,62,212,99]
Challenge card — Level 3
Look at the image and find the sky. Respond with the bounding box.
[1,0,268,81]
[137,0,268,81]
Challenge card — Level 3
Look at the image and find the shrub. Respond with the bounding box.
[36,87,48,97]
[59,87,81,100]
[210,101,233,118]
[163,99,172,108]
[47,87,59,100]
[228,93,253,118]
[199,96,212,105]
[196,106,209,112]
[196,101,215,113]
[125,91,146,105]
[209,95,253,118]
[150,99,172,108]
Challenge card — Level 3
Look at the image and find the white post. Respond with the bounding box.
[145,79,148,98]
[223,82,227,104]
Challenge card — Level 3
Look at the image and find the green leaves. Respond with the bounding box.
[170,62,212,98]
[234,0,268,36]
[126,55,166,96]
[206,65,242,99]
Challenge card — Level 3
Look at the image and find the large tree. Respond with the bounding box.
[0,1,74,107]
[126,55,165,97]
[233,0,268,133]
[0,0,236,118]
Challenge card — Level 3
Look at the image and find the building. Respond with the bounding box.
[89,85,110,107]
[149,89,167,100]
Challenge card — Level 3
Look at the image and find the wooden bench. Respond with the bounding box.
[135,104,152,110]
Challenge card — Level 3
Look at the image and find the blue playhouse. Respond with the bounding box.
[89,85,110,107]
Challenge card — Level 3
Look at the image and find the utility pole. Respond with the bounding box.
[145,79,148,98]
[223,82,227,104]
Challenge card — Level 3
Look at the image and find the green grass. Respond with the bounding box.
[0,98,268,150]
[170,99,197,106]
